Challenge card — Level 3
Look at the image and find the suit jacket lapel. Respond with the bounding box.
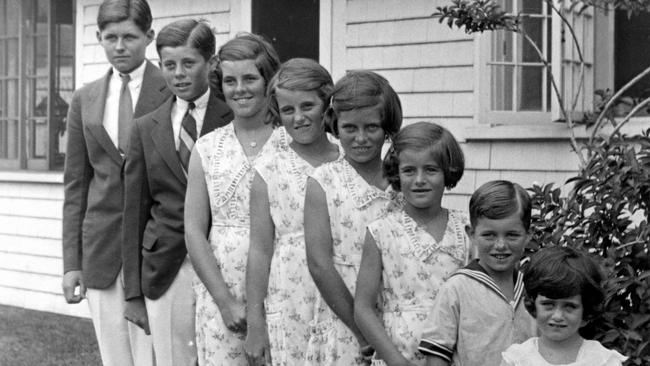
[151,98,187,184]
[200,90,233,136]
[85,70,123,165]
[135,61,169,118]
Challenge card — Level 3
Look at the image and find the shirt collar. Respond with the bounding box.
[454,259,525,306]
[176,88,210,111]
[112,60,147,86]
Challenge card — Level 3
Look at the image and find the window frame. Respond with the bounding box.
[0,0,74,171]
[476,0,595,127]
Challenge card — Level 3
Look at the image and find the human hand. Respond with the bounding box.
[124,297,151,335]
[219,298,247,333]
[244,324,272,365]
[62,270,86,304]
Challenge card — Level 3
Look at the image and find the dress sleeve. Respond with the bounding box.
[417,277,461,363]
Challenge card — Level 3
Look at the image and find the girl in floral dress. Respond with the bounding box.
[304,70,403,365]
[354,122,472,366]
[244,58,340,365]
[184,33,284,366]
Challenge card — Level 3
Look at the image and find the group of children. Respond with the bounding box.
[62,1,628,365]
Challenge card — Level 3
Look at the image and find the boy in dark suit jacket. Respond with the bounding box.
[122,19,233,366]
[62,1,170,365]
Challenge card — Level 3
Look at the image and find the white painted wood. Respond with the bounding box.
[0,269,61,294]
[0,215,61,240]
[0,286,90,318]
[0,234,61,258]
[0,197,62,219]
[0,252,61,277]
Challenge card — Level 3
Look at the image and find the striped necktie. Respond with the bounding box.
[117,73,133,154]
[178,102,197,173]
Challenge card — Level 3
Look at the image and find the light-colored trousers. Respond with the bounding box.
[145,257,198,366]
[86,270,155,366]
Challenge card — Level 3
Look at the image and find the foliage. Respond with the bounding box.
[433,0,519,33]
[528,128,650,365]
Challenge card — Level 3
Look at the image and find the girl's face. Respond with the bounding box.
[398,148,445,210]
[221,59,266,120]
[535,294,585,344]
[337,105,385,165]
[275,88,326,145]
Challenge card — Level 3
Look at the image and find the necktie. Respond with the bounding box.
[178,102,197,172]
[117,73,133,154]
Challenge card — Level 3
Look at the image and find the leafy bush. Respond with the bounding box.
[528,129,650,365]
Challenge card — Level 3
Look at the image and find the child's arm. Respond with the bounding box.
[355,230,416,366]
[304,177,368,348]
[184,148,246,333]
[426,358,450,366]
[244,172,274,365]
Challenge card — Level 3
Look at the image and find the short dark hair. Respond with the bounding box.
[383,122,464,191]
[265,58,333,127]
[210,32,280,96]
[97,0,152,32]
[469,180,532,231]
[324,70,402,139]
[523,246,605,320]
[156,19,215,61]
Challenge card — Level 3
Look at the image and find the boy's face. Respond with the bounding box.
[535,294,585,343]
[466,212,530,280]
[96,19,153,74]
[160,45,212,102]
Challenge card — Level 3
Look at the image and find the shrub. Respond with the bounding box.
[528,128,650,365]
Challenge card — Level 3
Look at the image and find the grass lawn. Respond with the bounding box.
[0,304,101,366]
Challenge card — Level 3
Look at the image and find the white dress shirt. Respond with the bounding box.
[171,88,210,150]
[102,61,147,148]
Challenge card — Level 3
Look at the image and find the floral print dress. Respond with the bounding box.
[255,143,342,365]
[305,158,399,366]
[367,208,470,365]
[193,124,289,366]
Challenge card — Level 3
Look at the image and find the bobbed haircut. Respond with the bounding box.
[523,246,605,320]
[156,19,215,62]
[383,122,465,191]
[469,180,532,231]
[324,70,402,139]
[97,0,152,32]
[210,32,280,97]
[265,58,334,128]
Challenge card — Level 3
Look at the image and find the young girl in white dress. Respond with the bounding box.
[304,70,403,365]
[184,33,286,366]
[501,246,627,366]
[354,122,472,366]
[244,58,340,366]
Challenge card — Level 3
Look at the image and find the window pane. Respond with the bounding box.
[492,30,513,63]
[521,0,543,14]
[519,66,543,110]
[0,120,19,158]
[7,79,18,117]
[491,65,514,110]
[7,38,18,75]
[28,118,48,158]
[25,77,49,118]
[36,36,48,75]
[521,18,544,63]
[5,0,20,36]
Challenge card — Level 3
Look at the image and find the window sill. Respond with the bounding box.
[0,171,63,184]
[465,120,649,142]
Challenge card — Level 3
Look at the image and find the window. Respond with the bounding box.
[613,10,650,117]
[0,0,74,171]
[252,0,319,61]
[479,0,594,125]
